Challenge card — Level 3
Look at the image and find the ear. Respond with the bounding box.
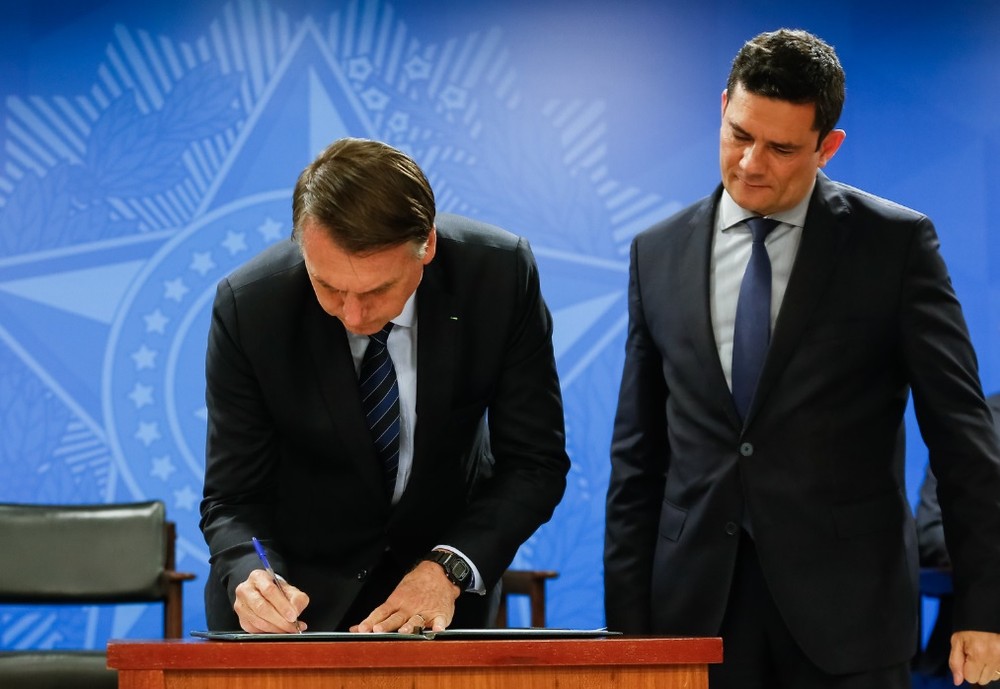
[421,226,437,265]
[721,89,729,117]
[818,129,846,167]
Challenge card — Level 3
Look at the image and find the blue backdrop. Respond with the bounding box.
[2,0,998,649]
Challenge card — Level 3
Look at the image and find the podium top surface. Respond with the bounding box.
[107,636,723,670]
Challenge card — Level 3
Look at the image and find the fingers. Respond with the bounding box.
[399,613,426,635]
[975,668,1000,686]
[353,610,434,634]
[949,638,966,686]
[235,596,299,633]
[427,613,448,632]
[370,609,406,633]
[350,563,458,633]
[950,631,1000,686]
[356,607,411,633]
[966,666,1000,686]
[233,569,309,634]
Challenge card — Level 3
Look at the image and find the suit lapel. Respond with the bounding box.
[413,264,458,473]
[390,263,458,517]
[303,297,387,501]
[686,190,746,428]
[746,174,851,424]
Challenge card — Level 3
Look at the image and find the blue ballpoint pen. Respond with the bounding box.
[251,537,303,633]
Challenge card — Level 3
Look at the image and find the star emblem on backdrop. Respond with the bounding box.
[0,0,680,637]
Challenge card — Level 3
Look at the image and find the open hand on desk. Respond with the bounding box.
[234,568,310,633]
[351,559,459,634]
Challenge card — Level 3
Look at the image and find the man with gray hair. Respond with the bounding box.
[201,137,569,635]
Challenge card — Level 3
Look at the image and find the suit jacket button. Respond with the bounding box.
[739,442,754,457]
[357,569,367,580]
[725,522,739,536]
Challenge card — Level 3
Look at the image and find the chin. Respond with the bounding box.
[731,188,773,214]
[339,321,371,336]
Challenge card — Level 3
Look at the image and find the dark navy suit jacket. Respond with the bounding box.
[605,173,1000,673]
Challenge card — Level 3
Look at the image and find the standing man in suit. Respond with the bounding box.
[200,137,569,635]
[604,28,1000,687]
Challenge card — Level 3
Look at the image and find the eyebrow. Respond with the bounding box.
[312,274,396,296]
[729,121,802,151]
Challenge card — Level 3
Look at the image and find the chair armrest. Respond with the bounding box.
[164,571,197,583]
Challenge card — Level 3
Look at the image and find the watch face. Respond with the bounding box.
[450,558,471,582]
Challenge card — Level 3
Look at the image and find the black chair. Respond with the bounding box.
[0,500,195,689]
[495,569,559,627]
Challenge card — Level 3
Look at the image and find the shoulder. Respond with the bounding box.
[817,175,929,226]
[222,240,305,294]
[806,175,941,262]
[631,189,719,254]
[212,241,309,321]
[433,213,532,272]
[435,213,522,253]
[427,214,539,296]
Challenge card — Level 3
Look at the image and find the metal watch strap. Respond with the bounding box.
[424,550,470,589]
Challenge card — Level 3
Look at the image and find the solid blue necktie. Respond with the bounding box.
[731,217,781,419]
[358,323,400,496]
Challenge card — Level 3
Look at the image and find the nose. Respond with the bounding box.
[740,143,763,172]
[340,293,365,328]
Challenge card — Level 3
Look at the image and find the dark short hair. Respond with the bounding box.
[727,29,846,146]
[291,138,435,253]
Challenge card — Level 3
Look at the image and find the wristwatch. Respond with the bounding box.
[423,550,471,589]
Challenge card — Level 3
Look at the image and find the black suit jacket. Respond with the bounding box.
[200,213,569,631]
[917,394,1000,569]
[605,173,1000,673]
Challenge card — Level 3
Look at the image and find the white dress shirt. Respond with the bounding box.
[710,181,815,390]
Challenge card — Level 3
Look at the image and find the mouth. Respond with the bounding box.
[343,321,386,337]
[736,176,769,190]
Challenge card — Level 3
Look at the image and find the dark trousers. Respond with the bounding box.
[710,532,911,689]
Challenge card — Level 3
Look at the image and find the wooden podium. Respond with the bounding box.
[107,636,722,689]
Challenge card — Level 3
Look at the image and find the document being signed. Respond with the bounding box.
[191,628,619,641]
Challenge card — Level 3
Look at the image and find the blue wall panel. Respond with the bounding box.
[1,0,998,647]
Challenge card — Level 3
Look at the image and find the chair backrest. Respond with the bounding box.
[0,500,194,636]
[0,500,195,689]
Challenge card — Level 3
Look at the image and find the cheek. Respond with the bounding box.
[373,285,417,322]
[313,289,344,317]
[780,163,814,194]
[720,144,744,171]
[376,293,406,319]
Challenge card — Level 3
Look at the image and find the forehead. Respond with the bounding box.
[300,224,411,293]
[726,85,819,143]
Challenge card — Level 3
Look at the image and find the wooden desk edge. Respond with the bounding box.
[107,637,723,670]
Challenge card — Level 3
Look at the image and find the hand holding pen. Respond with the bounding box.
[232,537,306,634]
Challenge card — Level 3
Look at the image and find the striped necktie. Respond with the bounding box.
[358,323,400,496]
